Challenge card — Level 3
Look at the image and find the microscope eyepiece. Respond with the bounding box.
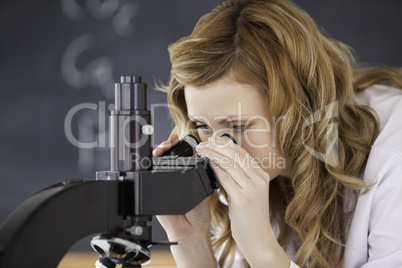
[162,134,199,157]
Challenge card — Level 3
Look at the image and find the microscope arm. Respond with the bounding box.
[0,157,218,268]
[0,180,120,267]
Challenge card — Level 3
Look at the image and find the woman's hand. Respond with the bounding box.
[196,137,290,268]
[153,134,211,241]
[153,134,216,268]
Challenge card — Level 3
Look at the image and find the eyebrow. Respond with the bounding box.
[189,115,251,125]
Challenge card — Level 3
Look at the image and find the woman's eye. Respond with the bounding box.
[195,124,211,132]
[232,125,249,132]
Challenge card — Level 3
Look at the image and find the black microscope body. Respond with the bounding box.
[0,76,219,267]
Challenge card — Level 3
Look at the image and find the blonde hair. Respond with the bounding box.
[163,0,402,267]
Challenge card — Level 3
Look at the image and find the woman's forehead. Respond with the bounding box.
[184,78,267,119]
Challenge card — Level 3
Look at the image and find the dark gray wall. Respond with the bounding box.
[1,0,401,252]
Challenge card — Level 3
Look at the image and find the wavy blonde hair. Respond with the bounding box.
[162,0,402,267]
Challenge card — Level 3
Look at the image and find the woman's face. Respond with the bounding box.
[184,75,292,179]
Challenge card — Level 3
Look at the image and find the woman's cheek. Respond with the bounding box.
[241,130,271,154]
[241,131,285,176]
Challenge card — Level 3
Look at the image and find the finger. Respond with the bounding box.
[152,147,163,157]
[211,162,243,195]
[168,133,179,143]
[200,144,250,188]
[152,140,172,156]
[208,137,268,179]
[198,138,270,186]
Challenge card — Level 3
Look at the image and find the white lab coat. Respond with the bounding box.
[340,84,402,268]
[228,85,402,268]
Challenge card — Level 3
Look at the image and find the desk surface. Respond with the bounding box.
[58,251,176,268]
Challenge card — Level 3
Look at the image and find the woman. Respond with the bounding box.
[152,0,402,267]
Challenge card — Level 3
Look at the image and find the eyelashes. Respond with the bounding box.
[194,124,211,131]
[232,125,249,131]
[194,124,250,132]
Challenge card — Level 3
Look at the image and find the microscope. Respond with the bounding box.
[0,76,219,267]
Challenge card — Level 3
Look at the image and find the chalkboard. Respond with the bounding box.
[0,0,401,252]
